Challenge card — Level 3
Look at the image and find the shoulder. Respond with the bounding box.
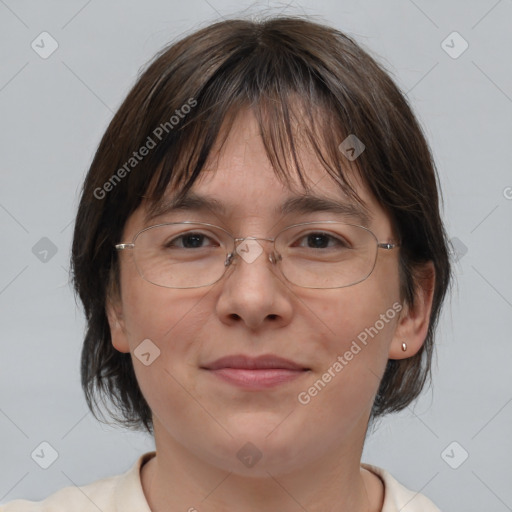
[361,463,442,512]
[0,452,155,512]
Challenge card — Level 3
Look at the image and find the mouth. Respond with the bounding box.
[201,354,310,390]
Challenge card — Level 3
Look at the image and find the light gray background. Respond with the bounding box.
[1,0,511,510]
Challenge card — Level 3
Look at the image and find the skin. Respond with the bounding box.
[107,108,435,512]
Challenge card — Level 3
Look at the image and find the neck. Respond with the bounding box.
[140,424,383,512]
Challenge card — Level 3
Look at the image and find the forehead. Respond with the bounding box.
[131,109,391,234]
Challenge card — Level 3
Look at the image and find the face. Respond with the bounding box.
[108,108,424,477]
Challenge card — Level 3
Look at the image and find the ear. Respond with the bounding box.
[106,295,130,354]
[389,261,435,359]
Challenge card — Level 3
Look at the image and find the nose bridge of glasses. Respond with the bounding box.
[224,236,281,269]
[233,235,274,242]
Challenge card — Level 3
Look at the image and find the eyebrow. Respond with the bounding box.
[144,192,371,226]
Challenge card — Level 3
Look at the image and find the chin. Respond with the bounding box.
[206,422,315,477]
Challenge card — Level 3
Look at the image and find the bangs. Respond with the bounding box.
[142,35,367,222]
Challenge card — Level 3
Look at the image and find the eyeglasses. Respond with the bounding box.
[115,221,399,289]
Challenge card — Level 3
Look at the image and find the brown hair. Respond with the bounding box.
[71,15,451,434]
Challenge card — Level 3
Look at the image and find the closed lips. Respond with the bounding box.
[202,354,308,371]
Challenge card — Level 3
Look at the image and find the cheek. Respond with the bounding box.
[310,286,399,349]
[119,282,213,421]
[119,275,217,401]
[119,253,207,344]
[300,261,402,389]
[295,286,401,432]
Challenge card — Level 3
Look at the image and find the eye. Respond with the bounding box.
[294,231,350,250]
[164,232,220,249]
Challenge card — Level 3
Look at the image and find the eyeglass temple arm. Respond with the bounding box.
[115,243,134,250]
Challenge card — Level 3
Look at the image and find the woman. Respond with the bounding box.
[3,15,451,512]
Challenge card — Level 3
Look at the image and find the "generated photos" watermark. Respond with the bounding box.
[297,301,403,405]
[94,97,197,200]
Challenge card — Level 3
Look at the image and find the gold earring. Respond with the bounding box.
[401,342,407,352]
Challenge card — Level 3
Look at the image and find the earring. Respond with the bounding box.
[401,342,407,352]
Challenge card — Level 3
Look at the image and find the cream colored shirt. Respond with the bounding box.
[1,451,441,511]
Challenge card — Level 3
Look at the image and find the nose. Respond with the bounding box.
[214,238,292,331]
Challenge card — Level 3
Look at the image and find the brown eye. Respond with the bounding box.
[294,232,349,250]
[164,231,222,249]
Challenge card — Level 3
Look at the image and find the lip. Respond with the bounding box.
[201,354,309,390]
[203,354,307,371]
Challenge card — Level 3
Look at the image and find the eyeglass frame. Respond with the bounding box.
[115,220,400,289]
